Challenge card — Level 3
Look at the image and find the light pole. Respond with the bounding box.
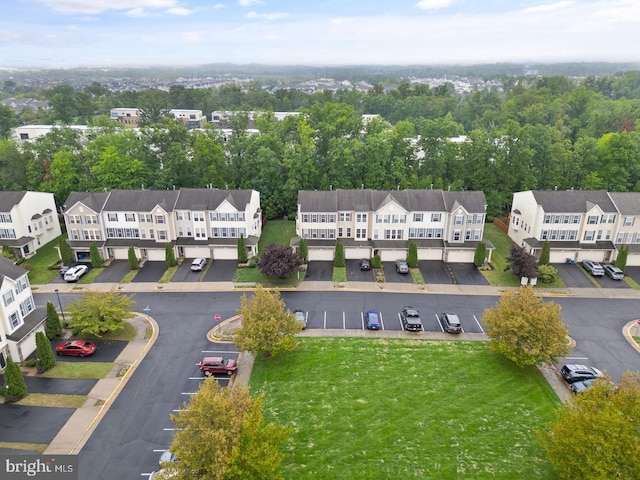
[54,289,66,323]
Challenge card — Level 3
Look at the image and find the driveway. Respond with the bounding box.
[624,266,640,285]
[554,263,595,288]
[346,259,375,282]
[0,405,75,444]
[419,260,453,284]
[202,260,237,281]
[171,258,205,282]
[131,261,167,283]
[382,262,414,283]
[303,261,333,281]
[449,263,489,285]
[94,260,130,283]
[23,377,97,395]
[48,339,128,363]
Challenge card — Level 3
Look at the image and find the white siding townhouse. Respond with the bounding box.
[62,189,262,262]
[0,256,46,371]
[0,191,62,259]
[508,190,640,265]
[296,189,489,263]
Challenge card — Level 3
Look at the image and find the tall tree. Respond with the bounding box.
[474,242,487,268]
[89,241,103,268]
[538,241,551,266]
[165,243,176,267]
[407,241,418,268]
[484,287,571,367]
[128,246,139,270]
[59,237,73,264]
[167,378,289,480]
[237,235,247,263]
[2,358,27,402]
[506,245,539,279]
[234,287,302,357]
[65,291,135,337]
[35,331,56,373]
[45,301,63,339]
[333,240,345,267]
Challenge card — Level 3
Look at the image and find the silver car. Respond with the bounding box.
[603,264,624,280]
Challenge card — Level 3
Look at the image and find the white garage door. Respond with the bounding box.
[184,247,210,259]
[418,248,442,260]
[447,249,474,263]
[345,247,371,260]
[147,249,166,261]
[112,248,129,260]
[213,247,237,260]
[308,248,333,261]
[380,249,406,262]
[550,250,578,264]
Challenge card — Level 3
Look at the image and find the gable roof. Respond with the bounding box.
[174,189,254,211]
[0,256,27,287]
[608,192,640,215]
[63,191,110,213]
[103,190,180,212]
[443,191,487,214]
[531,190,617,213]
[0,191,28,211]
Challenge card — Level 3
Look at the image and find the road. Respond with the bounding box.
[33,290,640,479]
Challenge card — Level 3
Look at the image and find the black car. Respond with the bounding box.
[401,306,423,332]
[560,364,603,384]
[359,259,371,271]
[439,312,462,333]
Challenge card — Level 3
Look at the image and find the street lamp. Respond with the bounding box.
[54,289,66,323]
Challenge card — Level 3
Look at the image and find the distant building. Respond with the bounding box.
[110,108,141,127]
[12,125,91,143]
[169,109,208,130]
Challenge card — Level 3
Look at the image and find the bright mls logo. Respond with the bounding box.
[2,455,77,479]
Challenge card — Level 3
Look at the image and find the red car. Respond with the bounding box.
[199,356,238,376]
[55,340,96,357]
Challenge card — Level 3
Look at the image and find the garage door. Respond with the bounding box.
[550,250,578,264]
[147,249,166,261]
[184,247,210,259]
[418,248,442,260]
[446,249,474,263]
[379,249,406,262]
[345,246,371,260]
[308,248,333,261]
[112,248,129,260]
[213,247,237,260]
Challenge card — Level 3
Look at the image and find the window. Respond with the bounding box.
[0,228,16,239]
[107,213,118,222]
[82,229,101,241]
[600,214,615,224]
[357,213,367,222]
[431,213,442,222]
[15,275,29,294]
[452,230,462,241]
[346,228,351,237]
[68,215,81,224]
[70,229,80,240]
[338,227,343,237]
[155,215,165,224]
[85,215,98,224]
[339,212,351,222]
[356,228,367,239]
[193,212,205,222]
[454,215,464,225]
[3,289,15,307]
[20,297,35,317]
[302,214,309,222]
[158,230,167,240]
[413,213,423,222]
[583,230,595,241]
[0,213,12,222]
[194,228,206,238]
[624,217,635,227]
[587,215,598,225]
[140,213,152,223]
[383,229,403,240]
[149,229,155,239]
[125,213,135,222]
[9,311,21,329]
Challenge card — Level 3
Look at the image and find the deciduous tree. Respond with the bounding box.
[506,244,539,279]
[257,244,302,279]
[166,378,289,480]
[234,287,301,357]
[484,287,571,367]
[65,291,134,337]
[538,372,640,480]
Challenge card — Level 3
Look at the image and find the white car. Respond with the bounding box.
[190,258,206,271]
[63,264,88,282]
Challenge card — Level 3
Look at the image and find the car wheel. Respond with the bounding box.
[79,353,85,358]
[57,351,63,356]
[203,370,212,377]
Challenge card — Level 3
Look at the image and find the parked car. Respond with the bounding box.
[64,264,88,282]
[293,309,307,329]
[59,262,78,277]
[365,310,382,330]
[199,356,238,376]
[581,260,604,276]
[159,450,178,466]
[438,312,462,333]
[359,258,371,271]
[401,306,423,332]
[395,259,409,274]
[55,340,96,357]
[190,257,206,271]
[570,378,594,394]
[603,264,624,280]
[560,364,603,384]
[150,469,177,480]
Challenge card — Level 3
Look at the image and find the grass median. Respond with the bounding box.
[250,338,559,479]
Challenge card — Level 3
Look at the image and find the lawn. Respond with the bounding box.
[258,219,296,252]
[250,338,559,480]
[40,362,113,379]
[19,236,65,285]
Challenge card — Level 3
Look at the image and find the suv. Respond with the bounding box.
[438,312,462,334]
[581,260,604,276]
[603,264,624,280]
[365,310,381,330]
[401,306,423,332]
[59,262,79,277]
[191,258,207,271]
[395,259,409,274]
[359,259,371,271]
[64,264,88,282]
[560,364,602,384]
[199,356,238,376]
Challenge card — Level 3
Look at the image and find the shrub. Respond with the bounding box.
[371,253,382,268]
[45,301,62,339]
[407,242,418,268]
[128,246,139,270]
[474,242,487,268]
[333,241,345,267]
[537,264,558,284]
[90,241,104,268]
[2,358,27,402]
[165,243,176,267]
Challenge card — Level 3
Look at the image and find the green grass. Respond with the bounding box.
[41,361,114,379]
[481,224,521,287]
[78,266,104,284]
[0,442,47,453]
[120,269,138,283]
[250,338,559,480]
[332,266,346,282]
[159,265,178,283]
[259,220,296,252]
[410,267,424,284]
[16,393,88,408]
[20,236,65,285]
[81,321,137,341]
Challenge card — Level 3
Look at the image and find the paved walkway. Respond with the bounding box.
[31,279,640,454]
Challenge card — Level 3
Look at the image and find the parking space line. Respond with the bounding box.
[188,376,204,380]
[566,356,589,360]
[473,315,484,333]
[380,313,385,331]
[398,312,404,331]
[201,350,238,354]
[181,392,197,395]
[360,311,364,330]
[323,311,327,329]
[435,313,444,332]
[343,311,346,329]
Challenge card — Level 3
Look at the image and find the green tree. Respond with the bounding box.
[333,240,345,267]
[407,241,418,268]
[539,240,551,266]
[537,264,558,284]
[167,378,289,480]
[165,243,176,267]
[128,246,139,270]
[237,235,247,263]
[298,238,308,264]
[0,104,18,139]
[371,252,382,268]
[89,241,103,268]
[538,372,640,480]
[614,245,629,271]
[257,244,302,279]
[2,358,27,402]
[35,331,56,373]
[484,287,571,367]
[58,237,73,264]
[234,287,302,357]
[65,291,135,337]
[45,301,63,339]
[473,242,487,268]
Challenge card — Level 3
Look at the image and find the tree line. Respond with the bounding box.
[1,72,640,218]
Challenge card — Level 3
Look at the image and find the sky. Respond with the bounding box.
[1,0,640,68]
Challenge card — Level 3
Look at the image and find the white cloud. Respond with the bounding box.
[213,3,226,8]
[126,8,150,17]
[34,0,178,14]
[414,0,457,10]
[166,7,193,15]
[521,1,575,14]
[246,11,289,20]
[238,0,263,6]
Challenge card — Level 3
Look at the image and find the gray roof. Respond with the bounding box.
[103,189,180,212]
[608,192,640,215]
[0,256,28,287]
[174,188,254,211]
[298,189,486,213]
[0,191,27,211]
[63,191,110,213]
[531,190,617,213]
